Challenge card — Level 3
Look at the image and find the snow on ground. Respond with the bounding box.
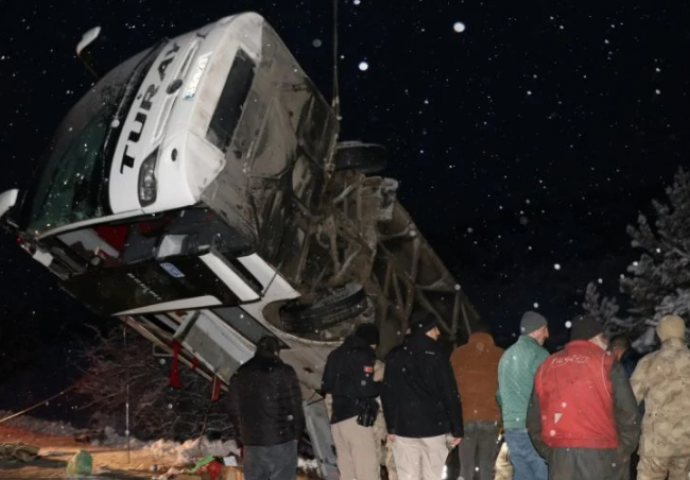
[0,413,321,477]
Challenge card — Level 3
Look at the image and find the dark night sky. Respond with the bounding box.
[1,0,689,407]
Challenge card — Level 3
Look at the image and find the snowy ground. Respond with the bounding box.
[0,414,318,479]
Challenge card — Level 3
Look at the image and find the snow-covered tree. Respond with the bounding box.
[620,167,690,344]
[581,282,632,337]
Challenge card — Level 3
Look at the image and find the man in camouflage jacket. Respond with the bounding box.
[631,315,690,480]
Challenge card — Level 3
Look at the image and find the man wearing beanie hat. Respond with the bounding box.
[497,311,550,480]
[382,310,463,480]
[321,322,382,480]
[631,315,690,480]
[527,315,641,480]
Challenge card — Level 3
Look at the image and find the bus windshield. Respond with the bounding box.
[19,44,163,235]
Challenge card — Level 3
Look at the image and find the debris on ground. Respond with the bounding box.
[0,443,40,462]
[66,449,93,476]
[146,438,239,467]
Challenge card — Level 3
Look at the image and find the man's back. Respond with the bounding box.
[632,338,690,457]
[227,353,304,447]
[498,335,549,429]
[321,335,379,424]
[533,340,618,448]
[451,332,503,423]
[382,333,463,438]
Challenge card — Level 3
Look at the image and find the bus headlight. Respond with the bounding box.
[138,149,159,206]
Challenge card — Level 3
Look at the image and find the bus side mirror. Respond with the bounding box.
[76,27,103,79]
[0,189,18,220]
[76,27,102,56]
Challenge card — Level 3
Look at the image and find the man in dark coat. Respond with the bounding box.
[609,334,639,379]
[226,336,305,480]
[382,311,464,480]
[527,316,641,480]
[321,322,382,480]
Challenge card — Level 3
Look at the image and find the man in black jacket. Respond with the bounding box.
[382,311,463,480]
[321,323,381,480]
[227,336,305,480]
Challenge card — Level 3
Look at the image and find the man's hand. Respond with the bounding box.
[388,434,395,443]
[451,437,462,447]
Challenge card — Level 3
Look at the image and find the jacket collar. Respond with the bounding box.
[469,332,495,346]
[662,337,687,350]
[255,349,281,361]
[565,339,607,354]
[409,331,438,348]
[345,334,372,349]
[519,334,541,347]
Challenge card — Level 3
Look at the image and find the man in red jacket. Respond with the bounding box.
[526,316,641,480]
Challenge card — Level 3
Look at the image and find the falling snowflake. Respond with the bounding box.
[354,0,361,4]
[554,263,561,271]
[453,22,466,33]
[655,89,661,95]
[358,61,369,71]
[313,38,322,48]
[565,321,572,328]
[533,302,540,309]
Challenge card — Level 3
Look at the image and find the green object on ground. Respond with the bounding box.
[66,449,92,476]
[191,455,216,473]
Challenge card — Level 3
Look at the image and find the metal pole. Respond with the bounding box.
[123,325,131,464]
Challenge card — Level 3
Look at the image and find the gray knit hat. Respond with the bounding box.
[520,311,548,335]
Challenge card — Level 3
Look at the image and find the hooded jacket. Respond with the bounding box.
[631,337,690,457]
[226,350,305,447]
[451,332,503,423]
[321,334,380,424]
[382,331,464,438]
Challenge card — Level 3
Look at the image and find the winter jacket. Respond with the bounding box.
[321,335,380,424]
[381,331,464,438]
[527,342,641,480]
[226,351,305,447]
[631,337,690,457]
[451,332,503,423]
[497,335,549,430]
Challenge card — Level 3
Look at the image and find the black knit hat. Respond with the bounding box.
[355,323,380,346]
[410,311,438,334]
[569,315,603,341]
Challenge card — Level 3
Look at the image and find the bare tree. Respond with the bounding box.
[75,324,232,441]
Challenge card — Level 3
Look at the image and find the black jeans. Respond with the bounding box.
[243,440,298,480]
[458,421,499,480]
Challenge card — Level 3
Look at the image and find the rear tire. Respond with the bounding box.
[280,284,368,334]
[335,141,387,174]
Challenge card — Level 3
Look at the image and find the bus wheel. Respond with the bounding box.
[334,141,387,174]
[279,284,368,334]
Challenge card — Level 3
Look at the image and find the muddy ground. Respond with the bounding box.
[0,425,217,479]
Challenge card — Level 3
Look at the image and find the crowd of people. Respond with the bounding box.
[225,311,690,480]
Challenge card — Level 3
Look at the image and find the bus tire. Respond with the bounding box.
[280,284,368,334]
[334,141,387,174]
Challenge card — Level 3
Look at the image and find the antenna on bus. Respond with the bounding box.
[331,0,341,123]
[76,26,103,79]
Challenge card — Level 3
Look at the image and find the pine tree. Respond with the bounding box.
[581,282,632,337]
[620,167,690,340]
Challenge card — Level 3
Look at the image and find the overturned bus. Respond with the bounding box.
[0,12,480,477]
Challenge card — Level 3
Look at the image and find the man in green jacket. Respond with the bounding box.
[497,311,550,480]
